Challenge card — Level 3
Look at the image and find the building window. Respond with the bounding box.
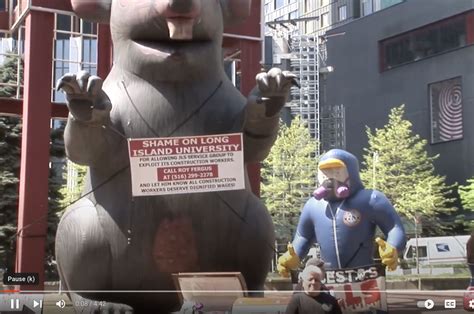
[304,0,313,13]
[53,13,98,102]
[361,0,373,16]
[289,10,298,20]
[430,77,463,144]
[338,5,347,21]
[320,0,330,6]
[305,20,314,34]
[406,245,427,258]
[320,12,329,28]
[264,3,270,14]
[274,0,284,9]
[0,26,25,99]
[380,13,468,71]
[361,0,402,15]
[360,0,386,16]
[380,0,403,10]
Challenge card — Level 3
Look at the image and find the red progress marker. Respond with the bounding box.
[1,290,21,293]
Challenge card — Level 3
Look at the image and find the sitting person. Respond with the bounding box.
[293,257,330,293]
[285,264,342,314]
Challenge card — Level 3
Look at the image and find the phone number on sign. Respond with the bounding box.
[169,172,216,180]
[157,165,219,181]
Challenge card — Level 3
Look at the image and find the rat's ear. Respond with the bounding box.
[220,0,251,26]
[70,0,111,24]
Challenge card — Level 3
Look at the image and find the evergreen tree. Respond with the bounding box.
[0,53,22,97]
[0,116,21,272]
[261,116,318,243]
[0,53,66,278]
[0,53,23,271]
[59,160,87,211]
[457,179,474,231]
[360,105,456,235]
[46,123,65,279]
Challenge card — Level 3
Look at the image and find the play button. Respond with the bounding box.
[424,299,435,309]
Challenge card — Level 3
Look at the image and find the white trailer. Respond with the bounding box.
[402,235,469,266]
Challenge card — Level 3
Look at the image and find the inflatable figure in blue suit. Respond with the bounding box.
[278,149,406,274]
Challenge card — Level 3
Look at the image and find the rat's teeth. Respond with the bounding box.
[167,19,194,40]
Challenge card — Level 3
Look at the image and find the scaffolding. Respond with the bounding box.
[289,35,320,156]
[265,0,350,158]
[320,104,346,151]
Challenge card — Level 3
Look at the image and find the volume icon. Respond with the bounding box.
[56,299,66,308]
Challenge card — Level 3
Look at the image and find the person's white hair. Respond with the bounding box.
[299,264,324,282]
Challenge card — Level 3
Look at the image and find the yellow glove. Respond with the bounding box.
[376,237,398,271]
[277,243,301,277]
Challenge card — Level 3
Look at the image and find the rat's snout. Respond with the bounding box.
[167,0,200,17]
[155,0,202,40]
[154,0,201,17]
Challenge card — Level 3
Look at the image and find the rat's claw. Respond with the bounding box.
[56,74,81,93]
[87,76,104,96]
[275,74,282,88]
[256,72,270,92]
[282,71,297,79]
[291,79,300,88]
[76,70,91,91]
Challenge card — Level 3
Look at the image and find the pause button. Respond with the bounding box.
[10,298,20,309]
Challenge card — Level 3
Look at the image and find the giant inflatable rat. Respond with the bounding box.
[55,0,294,313]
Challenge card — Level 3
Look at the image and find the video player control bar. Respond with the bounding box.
[0,294,44,313]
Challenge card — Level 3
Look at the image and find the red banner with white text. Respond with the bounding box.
[324,264,387,313]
